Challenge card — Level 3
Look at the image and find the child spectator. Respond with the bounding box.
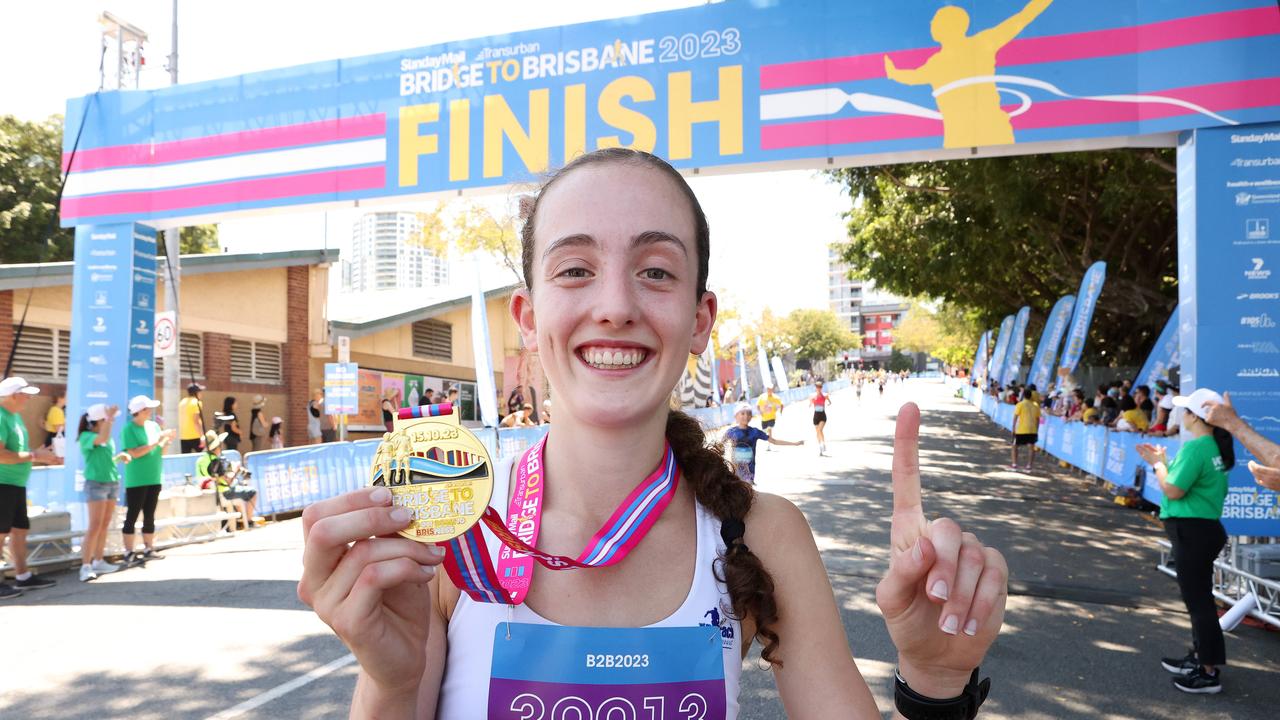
[269,417,284,449]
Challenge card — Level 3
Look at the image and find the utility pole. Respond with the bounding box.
[162,0,183,437]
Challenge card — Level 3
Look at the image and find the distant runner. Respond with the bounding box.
[809,380,832,456]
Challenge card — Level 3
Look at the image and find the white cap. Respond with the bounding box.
[0,377,40,397]
[734,402,753,415]
[85,403,119,422]
[1172,388,1224,421]
[128,395,161,414]
[1159,394,1175,410]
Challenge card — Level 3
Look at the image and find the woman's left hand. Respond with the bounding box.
[877,403,1008,698]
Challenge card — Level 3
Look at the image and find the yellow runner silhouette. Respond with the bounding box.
[885,0,1054,148]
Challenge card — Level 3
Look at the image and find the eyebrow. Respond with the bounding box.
[541,231,689,262]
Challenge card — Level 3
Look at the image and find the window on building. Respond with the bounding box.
[9,325,70,381]
[412,319,452,361]
[155,332,205,378]
[230,339,283,384]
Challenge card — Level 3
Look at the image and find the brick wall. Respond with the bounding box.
[284,266,310,446]
[0,290,12,375]
[204,332,231,388]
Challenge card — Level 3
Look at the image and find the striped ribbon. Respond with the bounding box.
[398,402,453,419]
[442,438,680,604]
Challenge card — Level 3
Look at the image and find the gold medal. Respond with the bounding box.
[370,404,493,543]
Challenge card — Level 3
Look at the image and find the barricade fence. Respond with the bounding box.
[26,450,242,534]
[23,379,853,526]
[958,382,1278,537]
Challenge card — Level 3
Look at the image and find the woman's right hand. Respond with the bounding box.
[298,487,445,697]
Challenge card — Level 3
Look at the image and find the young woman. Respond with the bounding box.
[809,380,831,456]
[723,403,803,484]
[121,395,175,565]
[298,149,1008,718]
[1136,388,1235,694]
[78,403,130,582]
[219,396,242,452]
[250,395,269,451]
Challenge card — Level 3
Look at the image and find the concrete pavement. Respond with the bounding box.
[2,378,1276,719]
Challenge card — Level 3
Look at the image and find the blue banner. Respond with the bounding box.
[61,1,1280,227]
[324,362,360,415]
[64,222,152,508]
[1178,121,1280,535]
[1028,295,1075,391]
[999,306,1031,386]
[987,316,1015,388]
[1079,424,1108,477]
[1136,307,1180,389]
[1058,261,1107,374]
[972,330,989,379]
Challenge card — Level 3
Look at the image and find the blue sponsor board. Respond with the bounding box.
[1178,121,1280,535]
[128,225,157,400]
[1079,424,1108,478]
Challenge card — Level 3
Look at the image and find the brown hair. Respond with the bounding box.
[520,148,711,301]
[518,148,781,666]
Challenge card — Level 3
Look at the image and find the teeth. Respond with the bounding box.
[581,347,646,368]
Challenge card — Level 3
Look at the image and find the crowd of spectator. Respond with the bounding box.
[981,374,1183,437]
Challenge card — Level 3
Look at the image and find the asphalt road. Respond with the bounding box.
[2,378,1276,719]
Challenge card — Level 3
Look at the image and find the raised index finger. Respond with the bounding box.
[892,402,923,515]
[302,486,393,542]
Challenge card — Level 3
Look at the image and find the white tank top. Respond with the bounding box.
[438,456,743,719]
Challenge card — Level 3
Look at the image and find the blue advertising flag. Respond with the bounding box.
[981,330,996,384]
[1058,261,1108,374]
[1028,295,1076,391]
[755,336,773,391]
[1136,307,1180,389]
[736,343,749,402]
[987,315,1016,387]
[973,331,990,379]
[999,307,1031,386]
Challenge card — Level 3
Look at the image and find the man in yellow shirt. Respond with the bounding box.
[41,392,65,449]
[1011,387,1041,471]
[178,383,206,453]
[756,386,785,445]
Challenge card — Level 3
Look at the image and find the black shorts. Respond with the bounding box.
[222,487,257,503]
[761,419,776,430]
[0,484,30,533]
[812,411,828,426]
[1015,433,1039,446]
[180,438,203,454]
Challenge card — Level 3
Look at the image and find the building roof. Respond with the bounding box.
[0,248,339,291]
[328,283,520,339]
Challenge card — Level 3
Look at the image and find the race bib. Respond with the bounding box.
[489,623,727,719]
[730,447,754,464]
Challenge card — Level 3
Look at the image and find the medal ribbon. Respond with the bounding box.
[441,435,680,605]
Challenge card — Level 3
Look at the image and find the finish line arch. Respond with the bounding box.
[58,0,1280,532]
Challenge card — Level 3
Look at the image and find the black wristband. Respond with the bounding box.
[894,667,990,720]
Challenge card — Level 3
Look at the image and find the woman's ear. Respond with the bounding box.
[510,288,538,352]
[689,290,718,355]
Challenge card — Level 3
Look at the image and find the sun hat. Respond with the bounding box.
[253,394,268,409]
[86,404,120,422]
[128,395,161,414]
[0,377,40,397]
[271,416,282,424]
[1171,388,1224,422]
[203,429,229,450]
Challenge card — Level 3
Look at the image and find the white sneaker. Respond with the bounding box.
[91,559,122,574]
[79,565,98,582]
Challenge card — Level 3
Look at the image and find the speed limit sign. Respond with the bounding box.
[154,311,177,358]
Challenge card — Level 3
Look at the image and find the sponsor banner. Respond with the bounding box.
[1136,307,1180,389]
[988,315,1016,387]
[1058,261,1107,374]
[128,225,157,401]
[1179,120,1280,535]
[1028,295,1075,391]
[999,306,1031,386]
[62,1,1280,227]
[325,363,360,416]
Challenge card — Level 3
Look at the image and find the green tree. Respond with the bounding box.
[830,149,1178,366]
[156,225,221,255]
[1,115,72,263]
[894,302,983,369]
[785,308,858,363]
[407,202,522,284]
[888,348,914,373]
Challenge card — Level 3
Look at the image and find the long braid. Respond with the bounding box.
[665,409,782,667]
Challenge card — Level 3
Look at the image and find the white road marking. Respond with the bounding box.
[203,653,357,720]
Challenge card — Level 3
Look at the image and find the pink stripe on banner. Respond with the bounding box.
[61,165,385,221]
[761,76,1280,150]
[64,114,386,173]
[760,7,1279,90]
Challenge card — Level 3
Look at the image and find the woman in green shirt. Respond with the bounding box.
[121,395,176,565]
[77,403,130,582]
[1136,388,1235,695]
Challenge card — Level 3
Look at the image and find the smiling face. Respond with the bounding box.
[511,160,716,431]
